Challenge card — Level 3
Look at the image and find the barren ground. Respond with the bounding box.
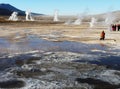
[0,21,120,47]
[0,20,120,89]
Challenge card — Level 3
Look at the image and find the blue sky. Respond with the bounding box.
[0,0,120,15]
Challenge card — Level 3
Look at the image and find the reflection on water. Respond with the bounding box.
[0,35,108,54]
[0,35,120,70]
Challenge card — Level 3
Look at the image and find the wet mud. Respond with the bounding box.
[0,80,25,88]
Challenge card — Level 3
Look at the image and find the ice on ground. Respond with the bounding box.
[79,69,120,85]
[0,39,120,89]
[99,70,120,85]
[23,78,66,89]
[0,71,14,82]
[49,67,77,76]
[39,52,100,63]
[91,49,107,53]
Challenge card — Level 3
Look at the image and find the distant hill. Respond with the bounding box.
[0,3,43,16]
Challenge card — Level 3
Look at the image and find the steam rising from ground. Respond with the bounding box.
[53,10,59,22]
[89,17,97,28]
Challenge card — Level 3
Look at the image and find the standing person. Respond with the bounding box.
[112,24,116,31]
[100,31,105,40]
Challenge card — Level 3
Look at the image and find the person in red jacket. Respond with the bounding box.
[100,31,105,40]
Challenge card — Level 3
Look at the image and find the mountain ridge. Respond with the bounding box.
[0,3,42,16]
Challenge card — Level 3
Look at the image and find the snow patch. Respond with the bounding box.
[23,78,66,89]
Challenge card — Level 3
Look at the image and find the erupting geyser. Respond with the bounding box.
[64,20,72,25]
[73,18,82,25]
[25,10,34,21]
[8,12,18,21]
[104,10,116,30]
[90,17,97,28]
[73,14,85,25]
[53,10,59,22]
[105,13,115,25]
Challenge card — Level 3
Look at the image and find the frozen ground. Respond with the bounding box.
[0,51,120,89]
[0,37,120,89]
[0,26,120,89]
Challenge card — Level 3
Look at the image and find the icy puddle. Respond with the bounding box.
[0,35,108,53]
[0,35,120,89]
